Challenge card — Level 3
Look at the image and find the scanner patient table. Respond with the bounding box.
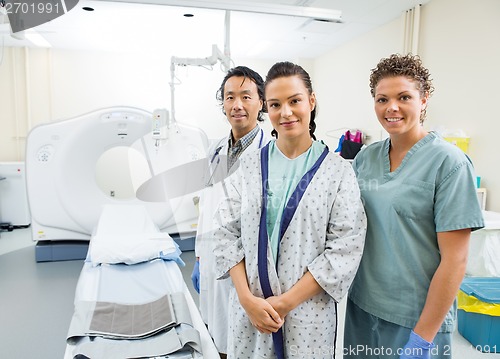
[63,206,218,358]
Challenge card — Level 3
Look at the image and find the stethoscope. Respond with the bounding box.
[205,128,265,187]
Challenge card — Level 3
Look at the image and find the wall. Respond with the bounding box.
[313,0,500,211]
[419,0,500,211]
[0,48,27,160]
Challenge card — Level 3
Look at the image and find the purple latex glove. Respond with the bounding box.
[400,330,434,359]
[191,260,200,293]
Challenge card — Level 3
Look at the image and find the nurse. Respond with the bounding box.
[192,65,271,357]
[344,54,484,359]
[214,61,366,358]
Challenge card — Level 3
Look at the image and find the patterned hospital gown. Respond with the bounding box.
[214,148,367,359]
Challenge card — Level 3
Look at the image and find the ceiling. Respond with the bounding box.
[0,0,431,60]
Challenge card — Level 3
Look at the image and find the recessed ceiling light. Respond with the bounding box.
[82,7,94,11]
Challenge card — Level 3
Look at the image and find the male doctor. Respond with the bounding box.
[191,66,270,358]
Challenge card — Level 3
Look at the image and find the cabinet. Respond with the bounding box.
[0,162,31,226]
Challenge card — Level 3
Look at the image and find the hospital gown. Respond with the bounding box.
[214,146,366,359]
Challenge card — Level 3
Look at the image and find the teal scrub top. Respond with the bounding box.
[266,140,326,262]
[349,131,484,332]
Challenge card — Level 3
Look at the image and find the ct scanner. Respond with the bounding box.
[26,107,220,357]
[25,106,209,261]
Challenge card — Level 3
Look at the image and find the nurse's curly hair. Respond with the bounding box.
[369,54,434,122]
[216,66,266,122]
[264,61,317,140]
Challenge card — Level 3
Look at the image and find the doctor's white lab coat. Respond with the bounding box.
[195,126,270,353]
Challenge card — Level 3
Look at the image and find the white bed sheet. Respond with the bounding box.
[88,204,178,266]
[64,260,219,359]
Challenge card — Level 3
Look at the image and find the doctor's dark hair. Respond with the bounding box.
[369,53,434,123]
[264,61,317,140]
[216,66,266,122]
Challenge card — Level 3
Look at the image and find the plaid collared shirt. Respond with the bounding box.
[227,125,260,170]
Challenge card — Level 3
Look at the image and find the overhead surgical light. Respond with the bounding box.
[107,0,342,23]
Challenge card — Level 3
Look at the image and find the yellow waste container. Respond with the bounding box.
[458,277,500,353]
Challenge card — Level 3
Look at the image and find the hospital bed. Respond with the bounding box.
[25,107,219,357]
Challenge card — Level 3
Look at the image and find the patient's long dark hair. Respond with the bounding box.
[264,61,317,140]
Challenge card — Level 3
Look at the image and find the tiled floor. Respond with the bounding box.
[0,227,498,358]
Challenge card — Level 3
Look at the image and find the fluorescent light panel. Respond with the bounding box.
[106,0,342,23]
